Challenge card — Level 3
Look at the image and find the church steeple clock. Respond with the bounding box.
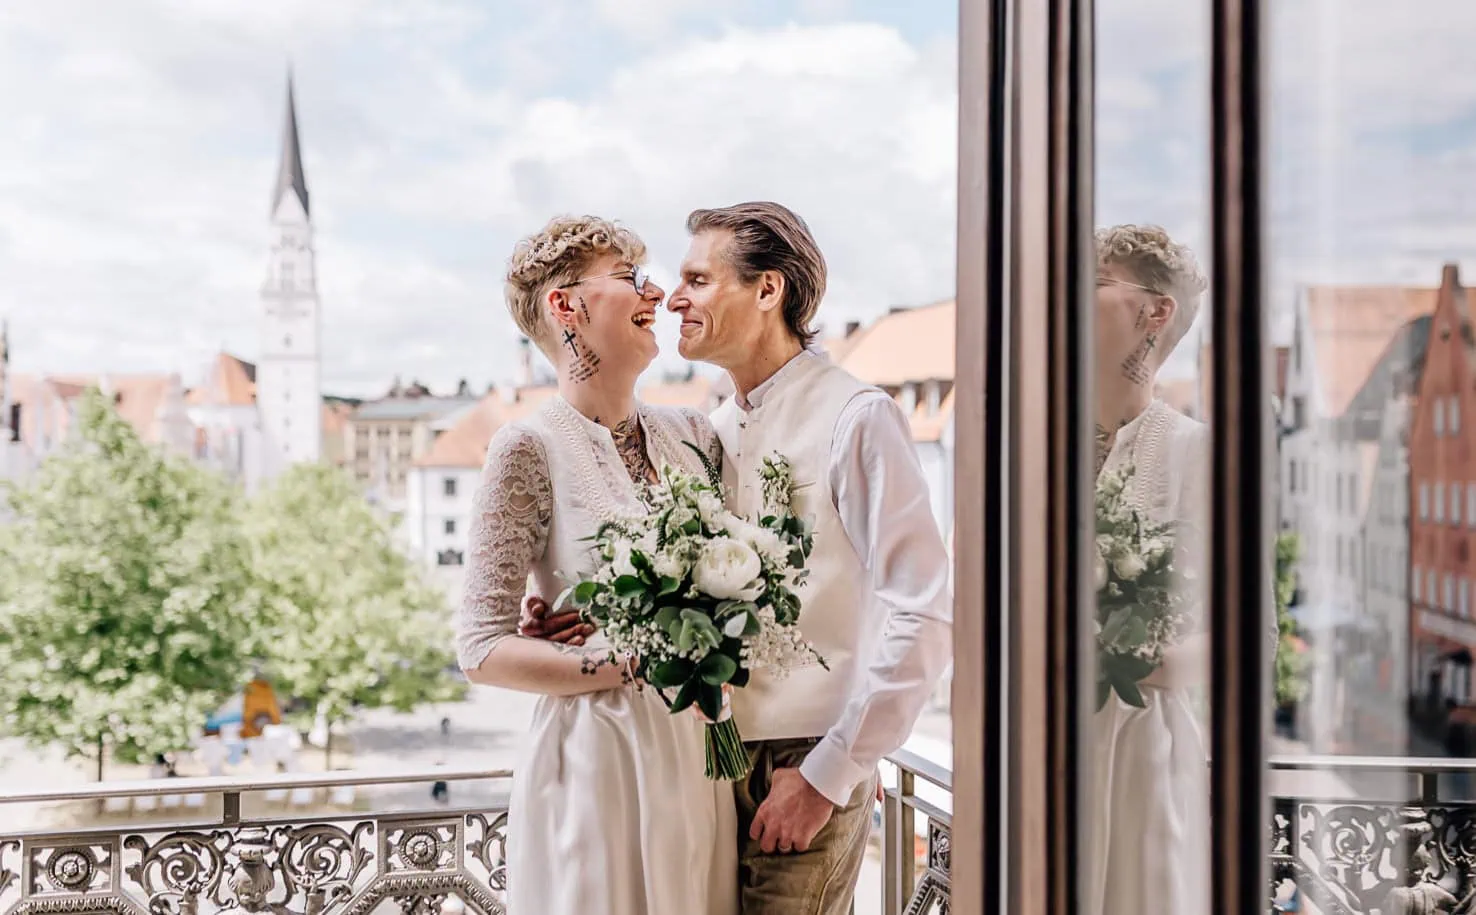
[257,70,323,476]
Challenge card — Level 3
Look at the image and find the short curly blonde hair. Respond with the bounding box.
[1096,224,1208,354]
[504,215,647,354]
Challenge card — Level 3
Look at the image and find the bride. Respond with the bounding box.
[1089,224,1215,914]
[454,216,737,914]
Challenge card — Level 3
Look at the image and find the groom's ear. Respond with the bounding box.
[755,270,786,314]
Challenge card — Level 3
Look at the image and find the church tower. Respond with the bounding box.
[257,71,323,477]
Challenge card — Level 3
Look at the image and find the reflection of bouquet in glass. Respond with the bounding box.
[1094,464,1188,710]
[561,446,824,780]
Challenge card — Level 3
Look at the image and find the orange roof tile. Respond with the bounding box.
[1304,285,1437,416]
[187,353,256,406]
[321,400,353,436]
[416,386,558,468]
[639,376,715,409]
[839,300,955,386]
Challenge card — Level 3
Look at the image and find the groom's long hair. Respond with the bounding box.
[686,202,827,347]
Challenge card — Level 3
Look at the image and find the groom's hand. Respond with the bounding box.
[518,595,593,645]
[750,768,834,854]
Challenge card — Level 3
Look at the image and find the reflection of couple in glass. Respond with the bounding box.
[1091,225,1277,913]
[453,203,952,915]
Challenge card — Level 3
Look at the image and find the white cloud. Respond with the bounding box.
[0,7,957,397]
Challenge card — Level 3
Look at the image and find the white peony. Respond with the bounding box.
[736,522,787,565]
[1113,554,1146,581]
[692,537,762,600]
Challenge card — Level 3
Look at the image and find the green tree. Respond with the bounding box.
[1274,531,1308,708]
[243,464,464,767]
[0,388,257,779]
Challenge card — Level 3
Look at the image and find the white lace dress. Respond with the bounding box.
[455,396,738,915]
[1088,399,1277,915]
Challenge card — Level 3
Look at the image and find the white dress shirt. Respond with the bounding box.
[732,350,954,805]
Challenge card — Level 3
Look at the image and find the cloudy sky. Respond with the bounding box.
[1,0,1472,397]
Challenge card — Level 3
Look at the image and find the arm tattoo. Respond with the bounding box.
[559,644,635,685]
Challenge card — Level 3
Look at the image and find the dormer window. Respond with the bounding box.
[925,380,941,415]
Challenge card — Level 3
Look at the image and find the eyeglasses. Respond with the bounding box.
[1096,277,1162,295]
[558,265,651,294]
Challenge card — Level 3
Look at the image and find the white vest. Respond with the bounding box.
[711,355,876,741]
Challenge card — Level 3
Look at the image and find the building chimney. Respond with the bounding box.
[1443,262,1462,289]
[456,378,470,397]
[845,320,861,337]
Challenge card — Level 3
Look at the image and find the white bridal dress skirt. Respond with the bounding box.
[506,682,738,915]
[1089,685,1211,915]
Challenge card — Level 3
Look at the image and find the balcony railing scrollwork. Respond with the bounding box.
[0,767,511,915]
[1270,755,1476,913]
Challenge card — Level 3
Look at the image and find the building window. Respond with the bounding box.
[1454,396,1463,434]
[1469,484,1476,529]
[1422,483,1431,520]
[1456,483,1464,526]
[443,477,457,497]
[1462,579,1470,618]
[1350,540,1359,580]
[1288,459,1297,494]
[1447,575,1455,613]
[1437,482,1446,522]
[1431,570,1439,607]
[1335,474,1344,513]
[444,519,456,535]
[1436,399,1446,436]
[1414,566,1423,601]
[436,549,464,566]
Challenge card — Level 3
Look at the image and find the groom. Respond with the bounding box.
[524,201,953,914]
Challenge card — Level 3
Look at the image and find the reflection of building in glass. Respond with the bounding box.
[1409,266,1476,722]
[1280,275,1437,752]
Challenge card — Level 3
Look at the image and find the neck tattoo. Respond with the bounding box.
[610,414,653,484]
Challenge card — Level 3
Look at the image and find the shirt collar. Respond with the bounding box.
[734,348,827,411]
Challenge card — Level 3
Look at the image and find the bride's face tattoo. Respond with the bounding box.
[1120,333,1155,386]
[564,301,602,384]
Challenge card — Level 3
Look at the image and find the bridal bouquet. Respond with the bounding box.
[560,445,824,780]
[1094,463,1189,710]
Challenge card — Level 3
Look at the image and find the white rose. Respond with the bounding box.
[610,541,638,578]
[1113,554,1146,581]
[653,551,687,580]
[691,537,762,600]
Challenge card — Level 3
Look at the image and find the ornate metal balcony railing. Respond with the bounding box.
[27,749,1476,914]
[881,748,951,915]
[0,766,513,915]
[1270,754,1476,913]
[0,754,954,915]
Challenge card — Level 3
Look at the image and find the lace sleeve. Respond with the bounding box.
[455,424,553,672]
